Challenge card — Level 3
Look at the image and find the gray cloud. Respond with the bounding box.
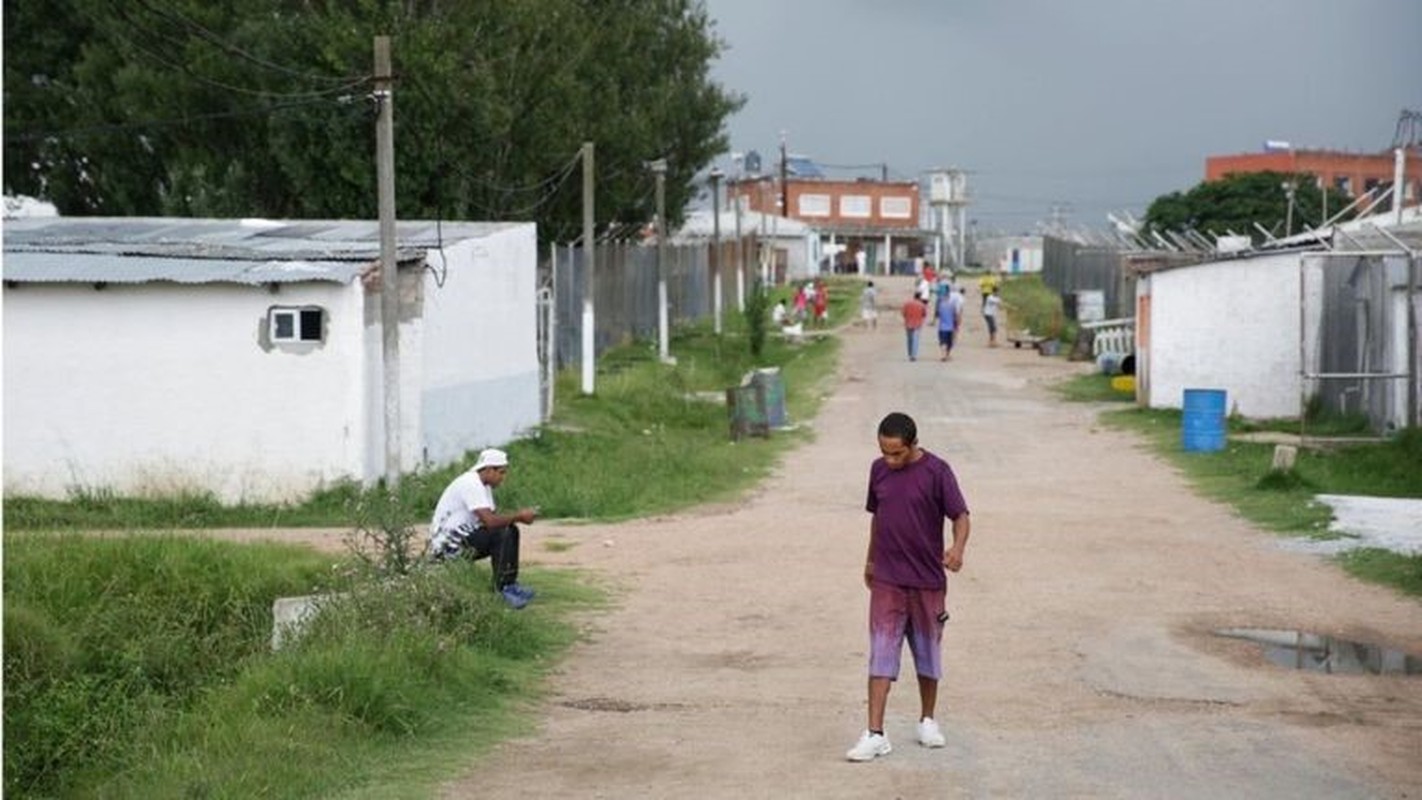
[704,0,1422,231]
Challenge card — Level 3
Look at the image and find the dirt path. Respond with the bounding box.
[424,276,1422,799]
[216,277,1422,797]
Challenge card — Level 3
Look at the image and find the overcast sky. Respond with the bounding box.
[700,0,1422,233]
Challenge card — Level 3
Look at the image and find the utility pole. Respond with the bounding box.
[733,176,745,311]
[779,132,789,222]
[649,158,670,362]
[374,35,400,489]
[580,141,596,395]
[710,167,724,335]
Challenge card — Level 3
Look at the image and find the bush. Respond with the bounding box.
[998,275,1066,339]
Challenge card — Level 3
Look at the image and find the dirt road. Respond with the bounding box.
[381,277,1422,797]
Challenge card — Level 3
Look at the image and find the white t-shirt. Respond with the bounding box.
[429,470,495,547]
[984,294,1001,318]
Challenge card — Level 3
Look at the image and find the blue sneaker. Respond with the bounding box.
[507,583,536,601]
[500,585,529,610]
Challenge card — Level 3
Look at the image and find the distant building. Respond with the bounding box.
[1205,146,1422,206]
[729,159,931,275]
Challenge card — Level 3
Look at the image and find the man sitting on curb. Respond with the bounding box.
[427,448,539,609]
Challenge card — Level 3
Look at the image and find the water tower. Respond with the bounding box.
[928,168,969,270]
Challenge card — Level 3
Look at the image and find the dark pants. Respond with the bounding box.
[437,524,521,590]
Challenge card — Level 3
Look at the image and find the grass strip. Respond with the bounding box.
[1054,372,1422,597]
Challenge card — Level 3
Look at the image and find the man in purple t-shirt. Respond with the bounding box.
[846,412,971,762]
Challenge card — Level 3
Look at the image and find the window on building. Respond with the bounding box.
[1364,177,1381,196]
[840,195,871,218]
[269,306,325,343]
[798,193,831,217]
[880,197,912,219]
[1334,176,1352,196]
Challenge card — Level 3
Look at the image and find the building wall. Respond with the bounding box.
[416,223,540,468]
[1206,149,1422,202]
[3,280,367,502]
[1144,253,1304,418]
[735,178,921,230]
[977,236,1044,274]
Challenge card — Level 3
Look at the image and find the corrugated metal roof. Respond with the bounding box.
[2,251,370,285]
[2,217,523,285]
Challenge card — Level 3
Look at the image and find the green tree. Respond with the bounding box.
[1143,170,1352,243]
[3,0,743,238]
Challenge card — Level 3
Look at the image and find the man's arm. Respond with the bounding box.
[863,516,878,589]
[474,506,537,529]
[943,512,970,573]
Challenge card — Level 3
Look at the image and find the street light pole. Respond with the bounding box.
[649,158,670,362]
[710,166,724,335]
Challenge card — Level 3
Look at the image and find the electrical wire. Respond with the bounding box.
[6,96,354,143]
[97,0,370,100]
[130,0,364,86]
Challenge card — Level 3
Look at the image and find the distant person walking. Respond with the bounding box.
[901,294,927,361]
[934,288,960,361]
[982,287,1002,347]
[860,281,879,329]
[846,412,971,762]
[813,280,829,327]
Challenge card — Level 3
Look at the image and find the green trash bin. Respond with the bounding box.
[726,383,769,441]
[751,368,787,429]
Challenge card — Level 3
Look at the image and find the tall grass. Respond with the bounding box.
[997,274,1066,339]
[3,533,598,799]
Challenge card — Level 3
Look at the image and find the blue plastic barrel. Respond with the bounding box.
[1182,389,1227,452]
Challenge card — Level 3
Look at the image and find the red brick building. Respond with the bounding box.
[732,176,922,230]
[730,176,929,273]
[1205,147,1422,206]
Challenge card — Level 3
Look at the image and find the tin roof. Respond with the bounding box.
[2,217,523,285]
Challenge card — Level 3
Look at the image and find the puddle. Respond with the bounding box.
[1215,628,1422,675]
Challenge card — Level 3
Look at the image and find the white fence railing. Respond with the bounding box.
[1081,317,1134,357]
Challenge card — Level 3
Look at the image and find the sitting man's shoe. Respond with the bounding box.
[506,583,536,601]
[499,585,530,610]
[845,731,892,762]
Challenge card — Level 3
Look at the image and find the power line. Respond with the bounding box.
[6,96,356,143]
[130,0,364,86]
[96,0,370,100]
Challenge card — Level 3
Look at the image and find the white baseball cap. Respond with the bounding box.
[472,448,509,471]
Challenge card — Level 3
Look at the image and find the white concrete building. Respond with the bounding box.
[674,208,821,280]
[3,217,540,503]
[976,235,1044,275]
[1135,251,1306,418]
[1134,209,1421,427]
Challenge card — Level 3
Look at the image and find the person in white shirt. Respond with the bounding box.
[428,448,540,608]
[982,288,1002,347]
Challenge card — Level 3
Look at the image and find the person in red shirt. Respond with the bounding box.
[813,280,829,326]
[901,294,927,361]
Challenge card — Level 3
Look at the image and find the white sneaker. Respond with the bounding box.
[917,717,946,748]
[846,730,892,762]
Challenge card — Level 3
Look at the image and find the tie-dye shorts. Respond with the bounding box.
[867,581,946,680]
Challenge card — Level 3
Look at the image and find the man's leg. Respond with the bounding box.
[462,525,520,592]
[917,675,938,721]
[486,524,521,590]
[867,676,892,732]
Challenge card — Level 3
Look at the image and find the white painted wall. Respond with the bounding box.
[1144,252,1304,418]
[4,280,367,502]
[977,236,1043,274]
[417,223,540,467]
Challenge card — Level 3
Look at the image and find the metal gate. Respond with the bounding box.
[1299,250,1419,438]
